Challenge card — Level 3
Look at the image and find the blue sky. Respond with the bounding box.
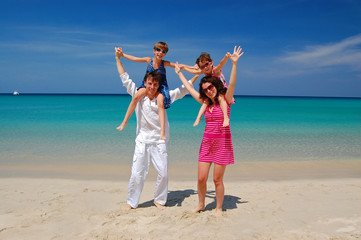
[1,0,361,97]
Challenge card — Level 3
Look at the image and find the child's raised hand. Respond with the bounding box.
[193,64,200,71]
[225,52,231,58]
[115,47,123,58]
[230,46,243,63]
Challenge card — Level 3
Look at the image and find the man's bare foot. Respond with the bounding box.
[192,204,205,213]
[222,118,230,127]
[116,122,127,132]
[154,201,165,210]
[193,118,201,127]
[122,204,133,212]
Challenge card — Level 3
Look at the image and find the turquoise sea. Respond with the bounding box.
[1,94,360,165]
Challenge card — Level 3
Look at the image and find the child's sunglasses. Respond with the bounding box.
[155,48,167,54]
[199,61,212,70]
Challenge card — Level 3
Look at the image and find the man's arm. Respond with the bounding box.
[115,48,126,75]
[169,74,200,103]
[115,47,137,97]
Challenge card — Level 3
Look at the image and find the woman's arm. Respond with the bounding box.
[175,62,203,104]
[225,46,244,104]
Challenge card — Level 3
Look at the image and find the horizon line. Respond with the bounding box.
[1,93,360,99]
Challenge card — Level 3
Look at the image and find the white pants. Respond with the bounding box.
[127,141,168,208]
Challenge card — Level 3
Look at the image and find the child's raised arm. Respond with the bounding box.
[182,64,202,74]
[118,47,151,63]
[165,62,202,74]
[213,52,231,74]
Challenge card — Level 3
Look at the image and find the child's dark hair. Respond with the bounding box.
[196,53,213,66]
[144,71,162,83]
[199,76,227,106]
[154,42,169,53]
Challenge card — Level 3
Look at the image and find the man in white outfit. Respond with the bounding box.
[115,48,197,209]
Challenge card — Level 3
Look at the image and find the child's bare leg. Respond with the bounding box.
[219,95,229,127]
[194,101,208,127]
[157,93,166,140]
[117,88,146,132]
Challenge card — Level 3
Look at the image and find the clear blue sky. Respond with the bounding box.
[1,0,361,97]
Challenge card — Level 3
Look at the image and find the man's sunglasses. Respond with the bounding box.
[155,48,167,54]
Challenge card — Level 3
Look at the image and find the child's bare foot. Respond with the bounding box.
[160,133,166,140]
[192,204,205,213]
[222,118,230,127]
[193,118,201,127]
[116,122,127,132]
[154,201,165,210]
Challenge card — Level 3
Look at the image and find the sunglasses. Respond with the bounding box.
[199,61,212,70]
[155,48,167,54]
[202,84,215,92]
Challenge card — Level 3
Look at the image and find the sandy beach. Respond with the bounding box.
[1,161,361,240]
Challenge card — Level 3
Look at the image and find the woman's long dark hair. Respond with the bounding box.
[199,76,227,106]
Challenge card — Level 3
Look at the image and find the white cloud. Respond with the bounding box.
[280,34,361,70]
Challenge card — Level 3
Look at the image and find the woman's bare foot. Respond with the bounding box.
[154,201,165,210]
[192,204,205,213]
[222,118,230,127]
[215,208,223,217]
[193,118,201,127]
[116,122,127,132]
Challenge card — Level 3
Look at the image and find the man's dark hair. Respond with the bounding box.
[144,71,162,83]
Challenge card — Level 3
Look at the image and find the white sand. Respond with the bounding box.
[1,161,361,239]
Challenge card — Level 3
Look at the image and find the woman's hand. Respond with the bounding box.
[230,46,244,63]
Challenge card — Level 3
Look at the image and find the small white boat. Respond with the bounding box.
[13,91,19,95]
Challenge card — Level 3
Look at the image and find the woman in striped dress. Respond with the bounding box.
[175,46,243,216]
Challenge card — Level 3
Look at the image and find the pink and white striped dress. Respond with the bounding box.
[198,101,234,165]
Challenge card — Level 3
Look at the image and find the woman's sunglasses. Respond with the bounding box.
[202,84,215,92]
[155,48,167,54]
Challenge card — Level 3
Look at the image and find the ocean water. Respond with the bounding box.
[1,94,360,165]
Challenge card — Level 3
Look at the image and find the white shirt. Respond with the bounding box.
[120,72,191,144]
